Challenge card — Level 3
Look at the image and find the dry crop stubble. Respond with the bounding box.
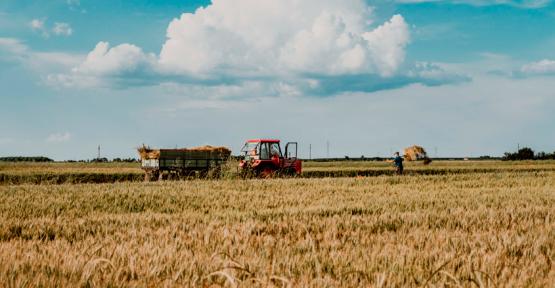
[0,171,554,286]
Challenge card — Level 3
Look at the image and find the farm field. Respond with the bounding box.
[0,162,141,175]
[1,160,555,185]
[2,160,555,175]
[1,162,554,286]
[303,160,555,172]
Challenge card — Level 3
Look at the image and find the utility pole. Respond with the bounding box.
[309,144,312,160]
[97,145,100,159]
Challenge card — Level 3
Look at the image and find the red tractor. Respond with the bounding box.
[239,139,302,177]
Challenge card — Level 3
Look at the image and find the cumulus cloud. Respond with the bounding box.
[158,0,408,78]
[520,59,555,76]
[75,42,155,76]
[49,0,464,94]
[276,14,409,77]
[48,42,157,87]
[46,132,71,143]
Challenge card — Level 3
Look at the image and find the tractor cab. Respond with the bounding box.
[239,139,302,177]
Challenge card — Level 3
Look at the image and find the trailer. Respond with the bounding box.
[138,145,231,181]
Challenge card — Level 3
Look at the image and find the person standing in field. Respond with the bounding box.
[393,152,404,175]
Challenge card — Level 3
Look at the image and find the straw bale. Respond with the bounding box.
[404,145,428,161]
[137,145,231,160]
[137,145,160,160]
[188,145,232,155]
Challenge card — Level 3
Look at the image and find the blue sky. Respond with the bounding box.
[1,0,554,160]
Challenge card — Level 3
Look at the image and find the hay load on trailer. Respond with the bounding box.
[137,145,231,181]
[404,145,432,165]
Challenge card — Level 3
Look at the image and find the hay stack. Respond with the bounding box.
[404,145,427,161]
[137,145,231,160]
[137,145,160,160]
[188,145,232,154]
[404,145,432,165]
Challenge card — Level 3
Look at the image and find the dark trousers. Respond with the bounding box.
[395,165,404,175]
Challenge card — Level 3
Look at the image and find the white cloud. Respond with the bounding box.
[0,37,28,56]
[29,19,49,37]
[48,42,156,88]
[29,19,73,37]
[50,0,427,93]
[160,80,304,102]
[46,132,71,143]
[52,22,73,36]
[67,0,87,13]
[158,0,408,78]
[0,37,83,73]
[48,0,465,93]
[30,19,45,30]
[362,15,410,76]
[408,62,470,84]
[520,59,555,76]
[395,0,552,8]
[75,42,155,75]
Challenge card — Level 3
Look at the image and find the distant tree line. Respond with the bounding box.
[0,156,53,162]
[503,147,555,160]
[0,157,139,163]
[112,158,139,163]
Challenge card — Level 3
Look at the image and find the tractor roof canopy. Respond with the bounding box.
[246,139,280,143]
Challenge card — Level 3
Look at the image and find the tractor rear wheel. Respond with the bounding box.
[285,168,298,177]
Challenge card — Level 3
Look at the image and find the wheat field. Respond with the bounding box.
[1,160,554,185]
[1,163,554,287]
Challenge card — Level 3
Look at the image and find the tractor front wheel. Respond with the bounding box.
[258,167,276,178]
